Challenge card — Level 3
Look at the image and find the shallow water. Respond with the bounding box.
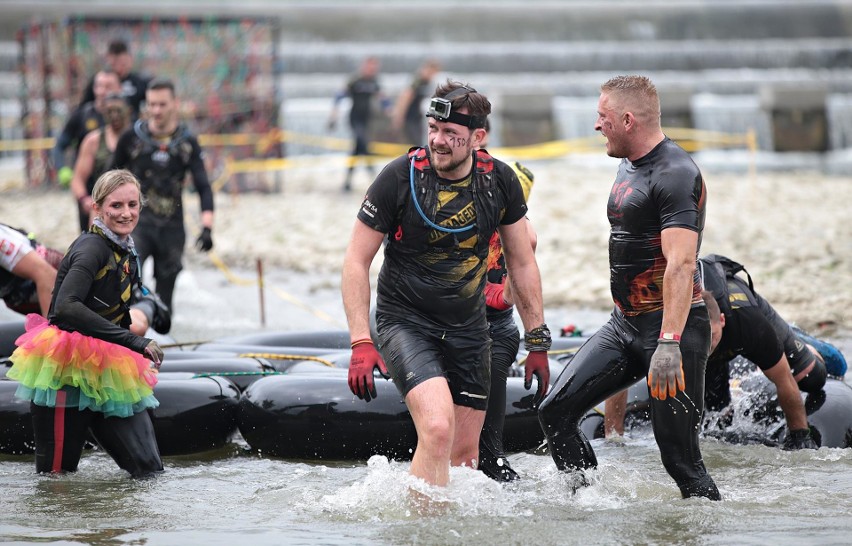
[1,265,851,545]
[2,431,851,545]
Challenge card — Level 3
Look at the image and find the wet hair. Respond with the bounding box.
[147,77,176,97]
[433,79,491,121]
[600,75,661,124]
[107,40,129,56]
[92,169,144,208]
[701,290,722,323]
[104,92,129,104]
[96,67,121,83]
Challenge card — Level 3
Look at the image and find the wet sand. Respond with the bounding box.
[1,155,850,336]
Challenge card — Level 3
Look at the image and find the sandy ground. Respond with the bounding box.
[1,153,850,336]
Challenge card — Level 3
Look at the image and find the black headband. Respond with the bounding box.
[426,86,487,129]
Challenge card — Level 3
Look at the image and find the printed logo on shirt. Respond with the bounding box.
[360,197,378,218]
[152,149,170,165]
[0,239,17,256]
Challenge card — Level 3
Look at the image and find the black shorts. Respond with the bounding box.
[376,317,492,410]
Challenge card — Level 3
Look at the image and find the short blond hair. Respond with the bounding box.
[92,169,144,208]
[600,75,661,125]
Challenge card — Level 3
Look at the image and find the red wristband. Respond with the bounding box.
[659,332,681,342]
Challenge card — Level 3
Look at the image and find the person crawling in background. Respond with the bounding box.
[605,254,840,450]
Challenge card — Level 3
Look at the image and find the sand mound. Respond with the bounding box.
[2,156,849,332]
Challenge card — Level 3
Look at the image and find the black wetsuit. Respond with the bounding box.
[53,102,104,173]
[32,226,162,477]
[538,137,720,500]
[358,148,527,410]
[110,120,214,311]
[402,74,433,146]
[346,74,381,157]
[480,229,522,480]
[701,257,827,411]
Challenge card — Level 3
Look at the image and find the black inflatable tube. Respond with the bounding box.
[193,342,350,360]
[237,369,546,460]
[0,379,35,454]
[801,379,852,448]
[579,375,852,449]
[550,336,588,352]
[0,375,241,457]
[150,374,241,456]
[0,321,25,359]
[157,357,278,391]
[162,350,245,361]
[732,374,852,448]
[238,373,416,460]
[206,329,352,350]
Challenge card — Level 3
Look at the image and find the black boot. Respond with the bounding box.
[342,169,354,192]
[478,455,520,483]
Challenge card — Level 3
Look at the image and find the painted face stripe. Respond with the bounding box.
[52,390,67,473]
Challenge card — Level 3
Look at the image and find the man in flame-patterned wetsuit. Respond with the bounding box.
[538,75,720,500]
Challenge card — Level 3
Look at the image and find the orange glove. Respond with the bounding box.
[647,339,685,400]
[348,339,390,402]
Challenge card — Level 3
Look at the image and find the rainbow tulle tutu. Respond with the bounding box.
[7,314,159,418]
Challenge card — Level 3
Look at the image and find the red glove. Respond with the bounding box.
[348,339,390,402]
[524,350,550,405]
[484,281,511,311]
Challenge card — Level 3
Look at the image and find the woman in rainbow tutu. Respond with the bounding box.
[8,169,165,477]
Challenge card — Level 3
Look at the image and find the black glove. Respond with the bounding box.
[783,428,818,450]
[195,227,213,252]
[144,340,164,369]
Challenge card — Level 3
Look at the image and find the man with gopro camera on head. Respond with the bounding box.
[342,80,550,489]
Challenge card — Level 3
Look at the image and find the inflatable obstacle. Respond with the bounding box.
[579,373,852,449]
[237,369,546,460]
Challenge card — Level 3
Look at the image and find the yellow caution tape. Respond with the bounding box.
[238,352,336,368]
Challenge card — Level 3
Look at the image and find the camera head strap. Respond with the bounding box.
[426,85,487,129]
